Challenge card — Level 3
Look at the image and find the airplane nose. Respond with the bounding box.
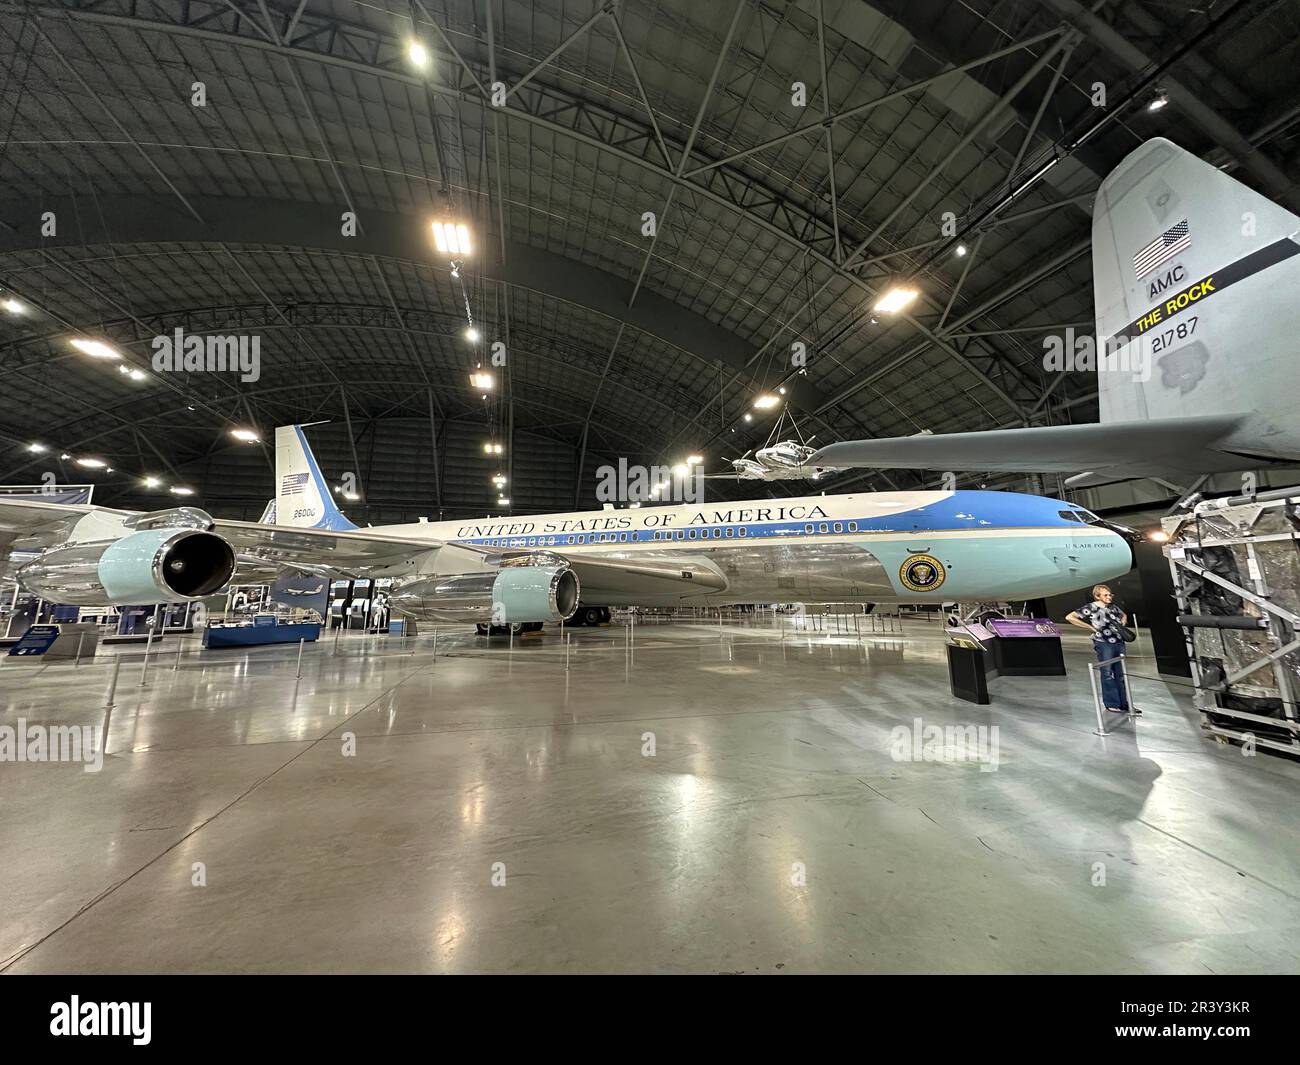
[1091,527,1135,582]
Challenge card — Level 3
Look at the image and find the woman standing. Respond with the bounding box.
[1066,584,1137,714]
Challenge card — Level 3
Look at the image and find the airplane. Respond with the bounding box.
[808,138,1300,488]
[709,441,846,482]
[1,424,1131,634]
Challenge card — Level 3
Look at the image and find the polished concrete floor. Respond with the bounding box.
[1,614,1298,974]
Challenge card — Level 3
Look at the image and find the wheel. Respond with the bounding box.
[598,606,611,624]
[475,623,489,636]
[581,606,602,627]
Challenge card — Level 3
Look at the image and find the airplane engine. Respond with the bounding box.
[17,529,236,606]
[388,564,579,624]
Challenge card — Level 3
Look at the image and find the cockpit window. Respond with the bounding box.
[1057,510,1084,523]
[1072,508,1100,523]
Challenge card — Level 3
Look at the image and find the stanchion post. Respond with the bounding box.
[296,637,305,678]
[105,655,121,709]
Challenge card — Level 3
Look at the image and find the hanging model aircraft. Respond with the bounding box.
[711,441,846,481]
[808,138,1300,488]
[1,424,1131,632]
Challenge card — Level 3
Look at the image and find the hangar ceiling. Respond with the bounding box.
[0,0,1296,520]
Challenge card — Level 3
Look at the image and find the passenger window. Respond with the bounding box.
[819,523,829,533]
[738,527,747,537]
[833,522,842,533]
[848,522,858,532]
[805,524,814,534]
[619,533,627,542]
[725,527,734,538]
[688,529,698,539]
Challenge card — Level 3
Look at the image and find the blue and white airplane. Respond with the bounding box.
[2,423,1131,631]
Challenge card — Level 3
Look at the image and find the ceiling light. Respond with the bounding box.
[75,457,106,469]
[1147,91,1169,112]
[69,337,121,360]
[343,492,359,501]
[465,326,481,344]
[753,394,781,410]
[777,387,786,395]
[873,286,919,314]
[142,476,161,488]
[408,40,430,68]
[230,428,260,443]
[170,486,194,496]
[3,297,25,315]
[743,413,753,423]
[470,371,493,390]
[671,463,689,476]
[432,221,472,257]
[26,442,46,454]
[686,455,703,465]
[955,244,968,257]
[497,497,510,506]
[483,441,504,455]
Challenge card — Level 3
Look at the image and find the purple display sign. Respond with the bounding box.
[985,618,1061,638]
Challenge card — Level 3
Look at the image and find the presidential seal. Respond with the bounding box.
[899,554,945,593]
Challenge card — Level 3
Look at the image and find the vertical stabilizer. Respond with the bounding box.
[274,425,357,531]
[1091,138,1300,457]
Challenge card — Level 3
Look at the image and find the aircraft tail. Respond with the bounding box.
[1092,137,1300,453]
[274,425,357,531]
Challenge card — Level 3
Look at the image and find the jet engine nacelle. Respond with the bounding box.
[388,564,579,624]
[17,529,237,605]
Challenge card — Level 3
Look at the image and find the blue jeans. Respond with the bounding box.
[1094,640,1129,710]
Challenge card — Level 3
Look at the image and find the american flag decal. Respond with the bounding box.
[281,472,309,495]
[1133,219,1190,278]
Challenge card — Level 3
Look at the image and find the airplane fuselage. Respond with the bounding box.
[370,489,1131,607]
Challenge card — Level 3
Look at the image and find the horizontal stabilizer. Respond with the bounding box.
[808,415,1244,475]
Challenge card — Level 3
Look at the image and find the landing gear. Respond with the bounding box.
[572,605,604,627]
[475,621,544,637]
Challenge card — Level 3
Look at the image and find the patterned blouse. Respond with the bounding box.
[1076,601,1126,644]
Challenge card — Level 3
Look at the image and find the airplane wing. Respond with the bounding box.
[0,497,445,581]
[808,414,1251,482]
[212,518,440,571]
[0,497,132,548]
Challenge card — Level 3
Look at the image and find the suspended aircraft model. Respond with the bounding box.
[711,411,847,482]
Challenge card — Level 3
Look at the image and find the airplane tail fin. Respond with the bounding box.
[274,425,357,531]
[1092,137,1300,448]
